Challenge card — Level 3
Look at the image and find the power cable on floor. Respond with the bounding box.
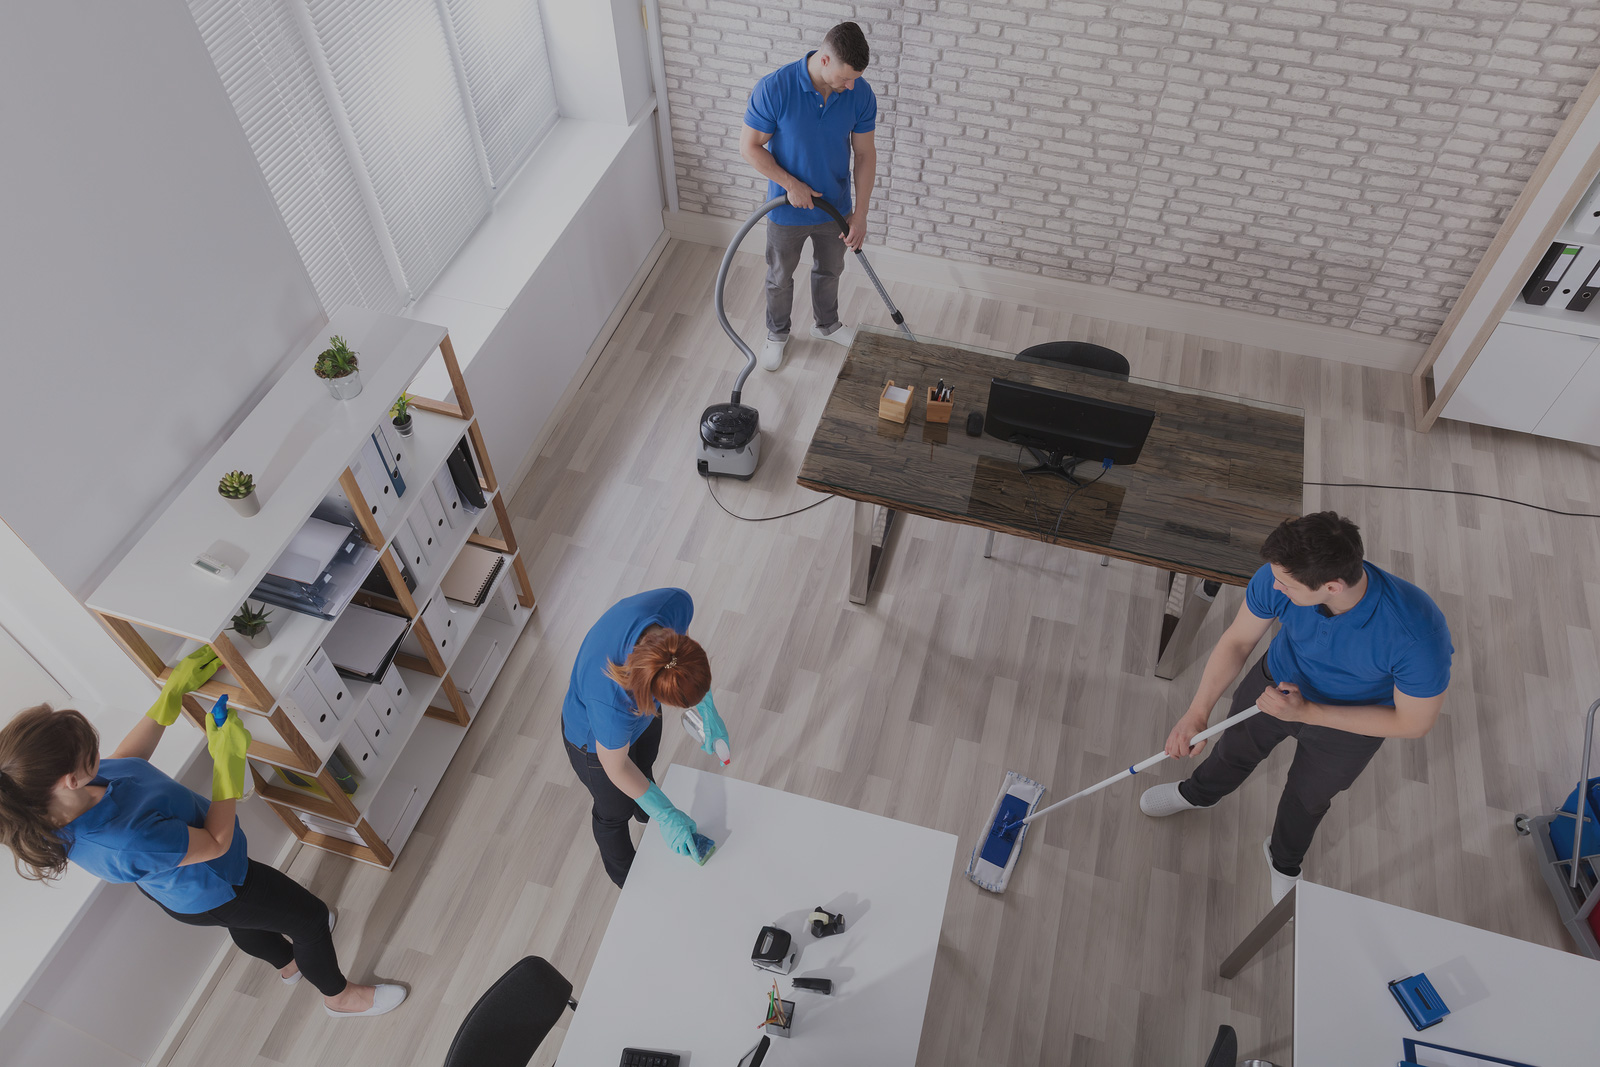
[1304,481,1600,519]
[704,477,836,522]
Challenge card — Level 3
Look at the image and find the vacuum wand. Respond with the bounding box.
[1004,704,1263,832]
[810,199,915,342]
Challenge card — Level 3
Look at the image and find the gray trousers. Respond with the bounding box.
[765,221,846,341]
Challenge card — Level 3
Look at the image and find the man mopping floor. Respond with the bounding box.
[739,21,878,372]
[1143,511,1455,901]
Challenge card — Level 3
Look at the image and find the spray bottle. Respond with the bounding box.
[681,705,732,766]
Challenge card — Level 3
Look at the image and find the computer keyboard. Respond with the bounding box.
[618,1049,681,1067]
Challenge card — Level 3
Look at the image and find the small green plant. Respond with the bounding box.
[390,392,413,421]
[314,335,359,379]
[231,601,272,637]
[217,470,255,499]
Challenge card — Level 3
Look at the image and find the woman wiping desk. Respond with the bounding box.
[562,587,731,886]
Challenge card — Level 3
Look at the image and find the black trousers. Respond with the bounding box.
[156,859,346,996]
[1178,657,1385,876]
[565,715,663,887]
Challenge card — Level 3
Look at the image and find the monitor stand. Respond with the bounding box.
[1019,447,1087,485]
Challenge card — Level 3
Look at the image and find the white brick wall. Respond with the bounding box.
[659,1,1600,342]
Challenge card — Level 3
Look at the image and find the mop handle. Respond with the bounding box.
[1017,704,1263,827]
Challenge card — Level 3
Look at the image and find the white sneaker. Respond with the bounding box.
[326,982,408,1018]
[760,336,788,371]
[1139,781,1200,817]
[281,907,338,986]
[1264,837,1302,905]
[810,322,856,348]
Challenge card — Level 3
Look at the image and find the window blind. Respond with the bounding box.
[442,0,559,186]
[187,0,559,312]
[188,0,405,313]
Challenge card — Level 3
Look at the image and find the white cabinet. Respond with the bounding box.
[1535,347,1600,445]
[1442,323,1597,433]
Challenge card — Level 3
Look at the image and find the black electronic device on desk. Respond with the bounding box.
[618,1050,680,1067]
[984,378,1155,484]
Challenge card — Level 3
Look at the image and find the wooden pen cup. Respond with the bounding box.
[925,386,954,424]
[878,379,914,424]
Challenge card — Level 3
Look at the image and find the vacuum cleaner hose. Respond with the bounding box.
[714,195,915,405]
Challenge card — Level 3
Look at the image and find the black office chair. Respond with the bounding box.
[1203,1024,1281,1067]
[442,956,578,1067]
[985,340,1132,561]
[1015,340,1130,379]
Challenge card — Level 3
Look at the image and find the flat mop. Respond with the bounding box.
[965,704,1263,892]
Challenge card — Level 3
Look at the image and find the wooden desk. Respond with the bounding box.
[797,327,1304,675]
[1221,881,1600,1065]
[557,765,957,1065]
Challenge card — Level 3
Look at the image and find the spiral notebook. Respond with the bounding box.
[441,543,505,606]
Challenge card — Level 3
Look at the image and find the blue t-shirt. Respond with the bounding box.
[562,588,695,751]
[744,52,876,227]
[1245,561,1453,707]
[62,758,248,914]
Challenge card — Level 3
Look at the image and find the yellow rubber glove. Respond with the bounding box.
[204,702,253,801]
[146,647,220,726]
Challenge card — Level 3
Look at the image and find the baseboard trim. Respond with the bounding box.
[505,227,672,495]
[663,209,1426,372]
[147,836,304,1067]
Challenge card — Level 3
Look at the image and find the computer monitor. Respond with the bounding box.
[984,377,1156,483]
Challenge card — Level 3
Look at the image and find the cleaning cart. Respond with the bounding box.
[1515,696,1600,959]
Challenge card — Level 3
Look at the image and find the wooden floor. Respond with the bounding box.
[166,239,1600,1066]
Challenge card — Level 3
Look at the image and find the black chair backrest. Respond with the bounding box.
[1016,341,1130,380]
[443,956,573,1067]
[1203,1024,1238,1067]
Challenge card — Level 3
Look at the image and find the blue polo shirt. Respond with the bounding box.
[563,588,695,751]
[1245,562,1453,707]
[745,52,876,227]
[62,758,248,914]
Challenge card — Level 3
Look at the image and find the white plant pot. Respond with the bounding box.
[240,625,272,649]
[323,368,362,400]
[224,491,260,517]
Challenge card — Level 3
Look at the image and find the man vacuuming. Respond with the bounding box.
[740,21,877,373]
[1142,512,1454,902]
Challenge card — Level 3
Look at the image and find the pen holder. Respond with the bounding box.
[925,386,954,425]
[765,998,797,1039]
[878,380,914,424]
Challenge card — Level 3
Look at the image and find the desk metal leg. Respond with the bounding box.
[1155,573,1220,680]
[1219,884,1297,979]
[850,503,897,605]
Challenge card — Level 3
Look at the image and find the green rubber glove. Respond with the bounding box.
[204,699,253,801]
[146,647,220,726]
[636,783,698,857]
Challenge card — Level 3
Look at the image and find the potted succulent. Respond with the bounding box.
[231,601,274,649]
[218,470,260,517]
[314,334,362,399]
[390,392,414,438]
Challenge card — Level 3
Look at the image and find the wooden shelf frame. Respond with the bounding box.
[91,324,535,870]
[1412,65,1600,429]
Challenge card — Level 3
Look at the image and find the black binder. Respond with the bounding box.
[1523,242,1580,306]
[1568,260,1600,312]
[448,438,489,509]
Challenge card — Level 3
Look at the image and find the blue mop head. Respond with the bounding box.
[979,794,1032,868]
[966,771,1045,893]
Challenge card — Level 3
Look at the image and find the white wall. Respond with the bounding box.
[0,0,325,600]
[541,0,654,122]
[0,1,314,1061]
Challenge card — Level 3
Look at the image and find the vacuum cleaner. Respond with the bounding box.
[698,195,917,479]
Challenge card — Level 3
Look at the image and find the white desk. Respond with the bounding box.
[1225,880,1600,1065]
[558,765,958,1065]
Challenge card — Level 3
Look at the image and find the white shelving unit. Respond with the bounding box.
[88,307,535,868]
[1414,63,1600,445]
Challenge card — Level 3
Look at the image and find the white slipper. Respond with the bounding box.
[760,336,788,371]
[281,907,338,986]
[325,982,408,1018]
[810,322,856,348]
